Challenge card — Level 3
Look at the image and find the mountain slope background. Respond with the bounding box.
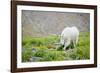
[22,10,90,37]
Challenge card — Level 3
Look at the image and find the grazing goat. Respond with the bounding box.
[60,26,79,50]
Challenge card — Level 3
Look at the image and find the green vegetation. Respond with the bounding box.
[22,32,90,62]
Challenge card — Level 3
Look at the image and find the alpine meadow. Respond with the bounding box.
[22,10,90,62]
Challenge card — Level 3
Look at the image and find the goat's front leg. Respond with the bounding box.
[63,45,66,50]
[63,39,70,50]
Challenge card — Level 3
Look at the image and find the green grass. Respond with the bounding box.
[22,32,90,62]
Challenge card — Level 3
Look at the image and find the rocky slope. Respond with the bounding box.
[22,10,90,37]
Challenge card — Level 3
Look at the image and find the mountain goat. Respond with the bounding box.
[60,26,79,50]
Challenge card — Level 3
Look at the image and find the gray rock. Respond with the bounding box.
[29,57,43,62]
[32,48,37,52]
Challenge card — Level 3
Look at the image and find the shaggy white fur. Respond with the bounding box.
[60,26,79,50]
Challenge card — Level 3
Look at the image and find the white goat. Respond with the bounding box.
[60,26,79,50]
